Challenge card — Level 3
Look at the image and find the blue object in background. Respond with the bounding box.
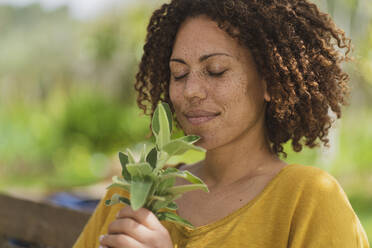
[46,192,100,213]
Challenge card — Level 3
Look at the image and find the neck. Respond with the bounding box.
[200,119,281,188]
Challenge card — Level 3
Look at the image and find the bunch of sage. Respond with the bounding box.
[105,102,209,228]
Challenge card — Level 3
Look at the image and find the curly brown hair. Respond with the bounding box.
[135,0,351,156]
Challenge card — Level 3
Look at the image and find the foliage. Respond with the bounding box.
[0,0,370,243]
[0,3,154,188]
[0,88,151,188]
[106,102,208,228]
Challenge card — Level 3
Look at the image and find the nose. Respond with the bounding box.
[183,71,207,102]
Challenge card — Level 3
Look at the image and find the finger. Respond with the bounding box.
[100,233,144,248]
[117,207,163,231]
[108,217,154,243]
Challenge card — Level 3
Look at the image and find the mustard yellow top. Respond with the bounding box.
[73,164,370,248]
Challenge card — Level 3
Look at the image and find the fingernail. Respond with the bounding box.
[99,235,105,242]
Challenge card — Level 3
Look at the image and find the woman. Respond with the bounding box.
[74,0,370,247]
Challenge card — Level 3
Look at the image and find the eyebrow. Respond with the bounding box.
[170,52,233,64]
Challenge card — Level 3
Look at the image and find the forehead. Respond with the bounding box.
[171,15,244,61]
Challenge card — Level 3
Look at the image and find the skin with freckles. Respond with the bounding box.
[168,15,287,228]
[169,16,270,151]
[101,15,286,246]
[169,15,285,186]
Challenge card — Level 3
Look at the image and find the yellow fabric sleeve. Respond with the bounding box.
[286,168,370,247]
[72,188,129,248]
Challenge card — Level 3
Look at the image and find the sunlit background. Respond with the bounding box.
[0,0,371,244]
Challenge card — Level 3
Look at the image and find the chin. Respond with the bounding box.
[181,123,219,150]
[194,138,207,149]
[193,135,219,151]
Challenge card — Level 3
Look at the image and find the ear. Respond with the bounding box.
[262,79,271,102]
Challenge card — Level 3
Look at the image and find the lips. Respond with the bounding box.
[184,110,220,125]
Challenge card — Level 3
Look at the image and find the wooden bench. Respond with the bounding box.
[0,194,91,248]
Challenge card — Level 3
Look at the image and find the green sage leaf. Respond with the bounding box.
[156,211,194,229]
[157,177,176,194]
[126,148,137,163]
[118,196,131,205]
[155,151,169,171]
[179,170,204,184]
[152,105,160,136]
[105,193,120,206]
[152,198,172,212]
[105,193,131,206]
[152,102,173,137]
[161,102,173,133]
[146,147,157,169]
[130,176,153,210]
[163,139,205,157]
[165,201,178,210]
[157,103,171,148]
[163,167,178,174]
[106,183,130,192]
[162,170,205,185]
[180,135,200,144]
[139,144,147,163]
[106,176,130,191]
[126,162,153,177]
[119,152,131,181]
[166,184,209,195]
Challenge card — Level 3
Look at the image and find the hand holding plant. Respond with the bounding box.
[105,102,209,228]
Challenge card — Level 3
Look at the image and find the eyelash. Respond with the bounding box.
[173,74,187,81]
[209,69,228,77]
[173,69,228,81]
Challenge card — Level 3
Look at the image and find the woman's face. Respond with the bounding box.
[169,15,269,150]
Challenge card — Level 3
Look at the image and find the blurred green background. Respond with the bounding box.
[0,0,371,244]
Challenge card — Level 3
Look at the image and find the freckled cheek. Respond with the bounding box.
[216,81,245,106]
[169,85,185,122]
[169,85,181,106]
[216,81,251,123]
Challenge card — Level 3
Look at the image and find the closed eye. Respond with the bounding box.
[172,69,228,81]
[208,69,228,77]
[173,73,188,81]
